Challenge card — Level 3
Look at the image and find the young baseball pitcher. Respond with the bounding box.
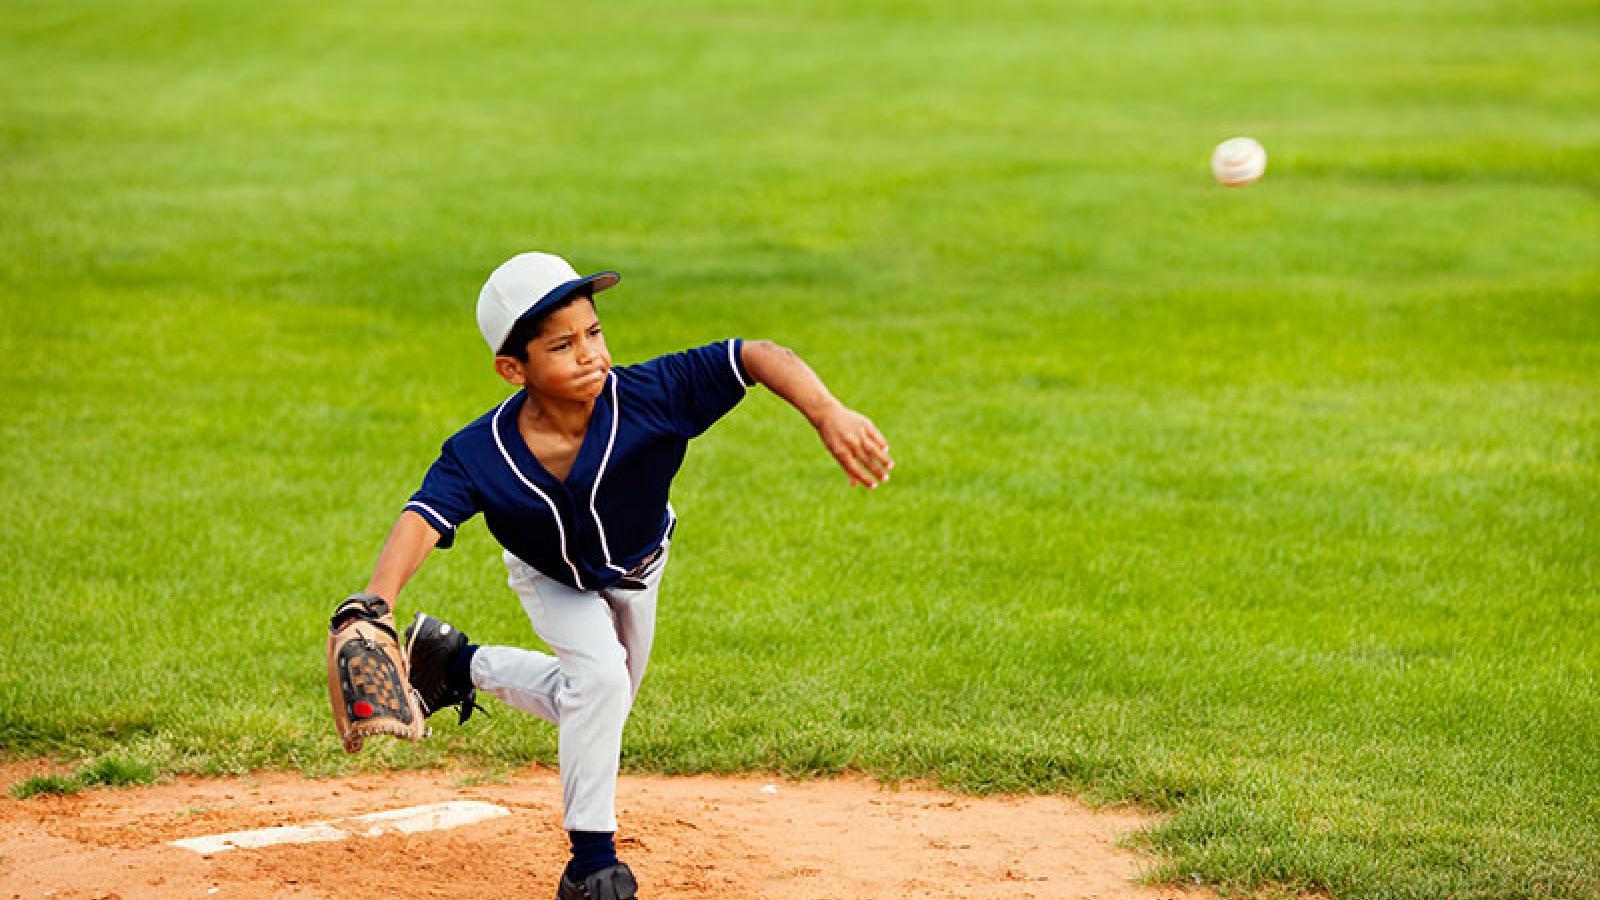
[354,251,893,900]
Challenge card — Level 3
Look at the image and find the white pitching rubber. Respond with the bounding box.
[169,800,511,853]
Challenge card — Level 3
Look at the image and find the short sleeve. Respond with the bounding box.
[651,339,753,438]
[405,441,479,549]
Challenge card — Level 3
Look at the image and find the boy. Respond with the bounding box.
[355,251,893,900]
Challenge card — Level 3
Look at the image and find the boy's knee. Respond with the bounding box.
[564,657,632,713]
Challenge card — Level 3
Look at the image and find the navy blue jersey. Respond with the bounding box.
[405,339,752,590]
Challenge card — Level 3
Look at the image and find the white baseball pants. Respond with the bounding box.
[468,545,667,832]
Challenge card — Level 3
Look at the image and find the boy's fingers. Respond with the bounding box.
[876,444,895,470]
[863,434,893,476]
[831,445,874,487]
[863,424,893,470]
[852,441,892,486]
[857,442,890,483]
[840,443,886,489]
[822,419,891,488]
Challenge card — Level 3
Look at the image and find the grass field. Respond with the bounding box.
[2,1,1597,897]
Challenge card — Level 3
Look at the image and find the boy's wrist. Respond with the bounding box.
[801,395,844,428]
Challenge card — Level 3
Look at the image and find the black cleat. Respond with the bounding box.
[404,613,484,724]
[557,862,637,900]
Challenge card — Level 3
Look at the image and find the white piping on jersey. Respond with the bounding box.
[727,339,752,389]
[491,395,584,589]
[405,501,455,533]
[590,373,627,574]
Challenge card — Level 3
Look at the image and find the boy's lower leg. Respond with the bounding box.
[555,655,634,831]
[566,830,619,881]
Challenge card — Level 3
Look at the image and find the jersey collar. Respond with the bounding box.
[495,372,617,494]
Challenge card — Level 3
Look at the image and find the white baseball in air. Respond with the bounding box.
[1211,137,1267,187]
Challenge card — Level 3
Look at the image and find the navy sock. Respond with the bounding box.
[566,830,619,882]
[450,642,479,692]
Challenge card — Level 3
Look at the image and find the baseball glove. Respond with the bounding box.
[327,593,427,753]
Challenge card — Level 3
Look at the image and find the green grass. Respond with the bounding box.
[9,754,158,798]
[2,1,1597,897]
[10,775,82,800]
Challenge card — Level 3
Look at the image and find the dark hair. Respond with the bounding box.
[496,292,591,361]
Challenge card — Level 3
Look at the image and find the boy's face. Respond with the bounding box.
[495,297,611,403]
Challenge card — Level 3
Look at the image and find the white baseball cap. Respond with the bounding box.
[476,252,620,354]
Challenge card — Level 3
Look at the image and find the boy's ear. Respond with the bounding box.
[493,355,526,386]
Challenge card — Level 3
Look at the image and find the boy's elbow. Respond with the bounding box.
[745,339,786,357]
[742,339,794,382]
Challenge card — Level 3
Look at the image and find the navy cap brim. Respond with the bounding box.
[513,271,621,329]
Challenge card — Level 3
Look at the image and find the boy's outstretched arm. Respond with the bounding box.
[741,339,894,489]
[363,510,442,600]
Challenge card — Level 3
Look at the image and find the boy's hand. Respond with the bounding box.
[811,403,894,489]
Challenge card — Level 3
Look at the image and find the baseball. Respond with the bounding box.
[1211,136,1267,187]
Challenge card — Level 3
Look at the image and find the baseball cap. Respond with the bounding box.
[476,252,620,354]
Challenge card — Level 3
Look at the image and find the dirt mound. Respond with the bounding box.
[0,761,1206,899]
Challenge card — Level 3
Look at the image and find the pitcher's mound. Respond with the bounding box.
[1,762,1208,899]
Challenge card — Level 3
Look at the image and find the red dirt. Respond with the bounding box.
[0,761,1210,899]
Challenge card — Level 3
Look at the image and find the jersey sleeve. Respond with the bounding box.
[649,338,753,438]
[404,440,479,549]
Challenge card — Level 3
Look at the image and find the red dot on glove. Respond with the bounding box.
[353,701,374,718]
